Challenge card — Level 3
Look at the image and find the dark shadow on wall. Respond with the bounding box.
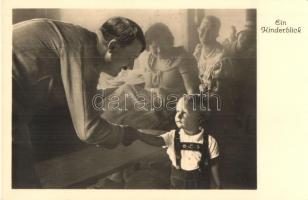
[186,9,204,53]
[13,9,61,24]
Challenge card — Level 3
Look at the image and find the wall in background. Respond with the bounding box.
[12,9,248,49]
[13,9,188,47]
[59,9,188,48]
[13,9,61,24]
[205,9,247,42]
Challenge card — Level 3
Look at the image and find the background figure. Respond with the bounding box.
[101,23,200,130]
[193,16,235,130]
[230,24,256,134]
[222,25,237,56]
[194,16,230,93]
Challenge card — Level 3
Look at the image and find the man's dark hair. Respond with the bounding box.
[144,23,174,51]
[100,17,146,52]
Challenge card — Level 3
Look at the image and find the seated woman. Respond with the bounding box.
[100,23,200,130]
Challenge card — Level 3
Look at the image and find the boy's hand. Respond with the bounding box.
[122,126,141,146]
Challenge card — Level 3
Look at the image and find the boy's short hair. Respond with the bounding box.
[180,94,210,119]
[99,17,146,52]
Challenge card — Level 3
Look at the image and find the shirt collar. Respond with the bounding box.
[95,30,108,57]
[180,127,205,141]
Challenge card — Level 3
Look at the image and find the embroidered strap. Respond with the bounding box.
[174,129,210,170]
[180,142,203,151]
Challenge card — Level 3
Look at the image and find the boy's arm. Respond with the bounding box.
[210,157,221,189]
[138,132,165,147]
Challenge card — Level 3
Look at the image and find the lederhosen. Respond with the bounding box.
[170,128,211,189]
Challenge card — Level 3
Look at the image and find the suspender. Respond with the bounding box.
[180,142,203,151]
[174,129,210,171]
[199,133,210,170]
[174,129,181,169]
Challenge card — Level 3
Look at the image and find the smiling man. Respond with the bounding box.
[12,17,146,188]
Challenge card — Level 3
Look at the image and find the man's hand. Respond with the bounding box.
[122,126,141,146]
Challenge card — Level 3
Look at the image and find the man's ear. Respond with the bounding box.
[107,39,117,52]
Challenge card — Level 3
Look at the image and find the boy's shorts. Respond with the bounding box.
[170,166,210,189]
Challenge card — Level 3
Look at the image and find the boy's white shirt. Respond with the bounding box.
[160,128,219,171]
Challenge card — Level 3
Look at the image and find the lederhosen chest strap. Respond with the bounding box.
[174,129,210,170]
[180,143,203,151]
[174,129,182,169]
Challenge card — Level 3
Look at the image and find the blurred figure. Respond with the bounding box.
[222,25,237,56]
[230,27,256,134]
[193,16,234,114]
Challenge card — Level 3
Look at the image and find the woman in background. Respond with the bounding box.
[194,16,234,113]
[193,15,238,135]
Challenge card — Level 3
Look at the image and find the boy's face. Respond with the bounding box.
[175,98,201,134]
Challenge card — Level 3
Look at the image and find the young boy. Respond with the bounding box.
[138,94,221,189]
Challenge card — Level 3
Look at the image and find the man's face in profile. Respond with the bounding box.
[106,39,143,77]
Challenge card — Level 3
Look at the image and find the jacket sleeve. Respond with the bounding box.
[59,44,124,148]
